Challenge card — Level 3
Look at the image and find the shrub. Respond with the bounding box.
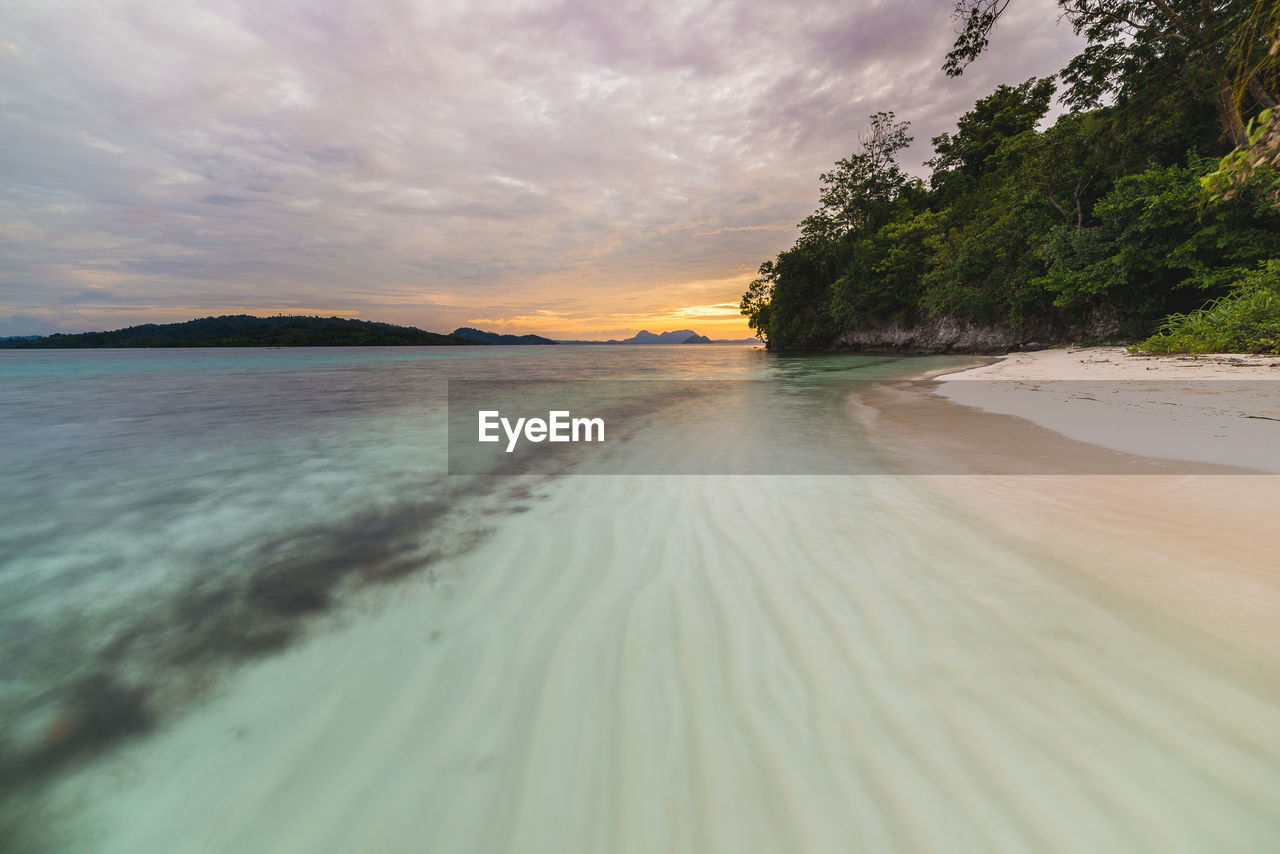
[1138,259,1280,354]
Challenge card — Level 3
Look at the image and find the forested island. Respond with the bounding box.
[0,315,475,348]
[451,327,560,345]
[0,318,739,349]
[741,1,1280,354]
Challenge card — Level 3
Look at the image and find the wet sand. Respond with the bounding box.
[853,348,1280,660]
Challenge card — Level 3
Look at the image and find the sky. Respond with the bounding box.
[0,0,1086,339]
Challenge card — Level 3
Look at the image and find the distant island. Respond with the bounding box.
[559,329,753,345]
[0,318,762,348]
[620,329,709,345]
[0,315,475,348]
[451,327,560,345]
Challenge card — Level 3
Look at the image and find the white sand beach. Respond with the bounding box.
[934,346,1280,473]
[866,347,1280,661]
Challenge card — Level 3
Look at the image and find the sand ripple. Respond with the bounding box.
[51,473,1280,853]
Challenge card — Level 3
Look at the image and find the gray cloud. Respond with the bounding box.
[200,194,250,206]
[0,0,1084,335]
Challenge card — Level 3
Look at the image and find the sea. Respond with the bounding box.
[2,345,1277,853]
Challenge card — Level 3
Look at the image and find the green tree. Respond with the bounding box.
[739,263,775,341]
[929,77,1057,185]
[762,240,849,348]
[1202,3,1280,205]
[742,47,1280,351]
[830,210,945,329]
[1000,110,1118,230]
[799,112,914,242]
[1034,157,1280,331]
[921,172,1059,326]
[944,0,1279,147]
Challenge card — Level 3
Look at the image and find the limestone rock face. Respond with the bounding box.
[819,313,1122,354]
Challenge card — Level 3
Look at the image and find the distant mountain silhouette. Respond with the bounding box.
[558,329,731,344]
[622,329,701,344]
[451,327,559,345]
[0,315,475,348]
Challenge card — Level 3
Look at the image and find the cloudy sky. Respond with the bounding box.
[1,0,1084,338]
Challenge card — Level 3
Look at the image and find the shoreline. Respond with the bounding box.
[855,346,1280,660]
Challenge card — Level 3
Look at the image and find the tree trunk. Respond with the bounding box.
[1215,76,1250,148]
[1246,74,1278,111]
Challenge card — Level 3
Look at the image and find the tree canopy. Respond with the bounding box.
[741,3,1280,353]
[945,0,1279,147]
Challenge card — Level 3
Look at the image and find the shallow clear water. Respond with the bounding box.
[0,345,930,796]
[2,346,1278,852]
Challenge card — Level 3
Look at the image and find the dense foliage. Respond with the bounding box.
[1140,259,1280,353]
[1,315,476,348]
[744,1,1280,352]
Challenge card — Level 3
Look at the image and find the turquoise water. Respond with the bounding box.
[0,345,931,790]
[2,346,1278,853]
